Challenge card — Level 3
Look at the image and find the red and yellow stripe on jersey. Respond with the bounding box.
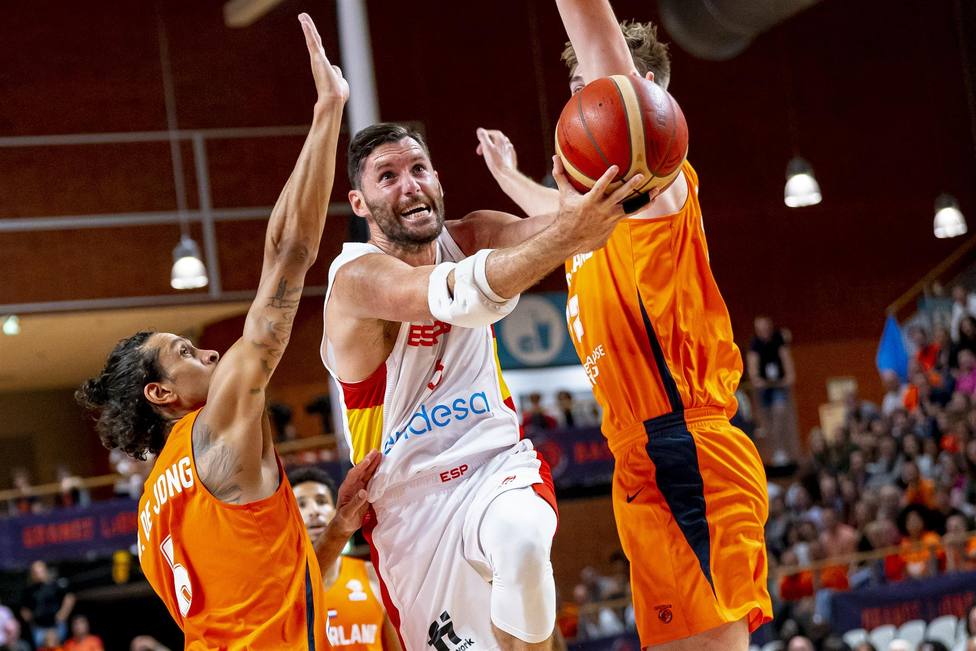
[339,364,387,464]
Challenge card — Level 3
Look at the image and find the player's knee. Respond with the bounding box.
[484,491,556,580]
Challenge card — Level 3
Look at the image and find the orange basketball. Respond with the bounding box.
[555,75,689,212]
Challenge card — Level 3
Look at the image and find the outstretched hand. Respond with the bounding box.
[551,156,645,255]
[476,128,519,180]
[331,449,382,536]
[299,13,349,104]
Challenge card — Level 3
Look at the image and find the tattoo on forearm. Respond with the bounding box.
[192,423,244,504]
[249,277,303,385]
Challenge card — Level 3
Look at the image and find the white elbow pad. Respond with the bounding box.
[427,249,519,328]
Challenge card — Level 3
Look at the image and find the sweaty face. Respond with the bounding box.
[356,138,445,248]
[147,333,219,410]
[293,481,336,541]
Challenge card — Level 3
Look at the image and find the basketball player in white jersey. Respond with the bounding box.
[321,122,646,651]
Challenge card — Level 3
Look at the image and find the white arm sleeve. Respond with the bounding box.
[427,249,519,328]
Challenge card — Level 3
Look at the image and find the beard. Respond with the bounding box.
[366,190,446,249]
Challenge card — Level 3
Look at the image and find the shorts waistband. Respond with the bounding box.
[374,448,502,504]
[608,407,729,455]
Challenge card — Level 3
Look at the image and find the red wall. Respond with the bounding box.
[2,0,974,437]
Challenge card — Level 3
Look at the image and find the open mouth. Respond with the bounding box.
[308,525,326,540]
[399,203,432,220]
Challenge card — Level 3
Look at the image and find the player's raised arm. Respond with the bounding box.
[197,15,347,461]
[475,128,559,220]
[328,161,646,326]
[555,0,638,81]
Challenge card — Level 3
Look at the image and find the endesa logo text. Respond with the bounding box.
[383,391,491,455]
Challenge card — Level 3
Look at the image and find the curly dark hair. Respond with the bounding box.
[75,331,168,460]
[561,20,672,89]
[287,465,337,500]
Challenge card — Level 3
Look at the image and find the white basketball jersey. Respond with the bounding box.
[321,229,521,503]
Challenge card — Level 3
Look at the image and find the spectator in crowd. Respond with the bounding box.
[521,392,557,433]
[868,436,903,489]
[8,468,40,516]
[268,402,298,442]
[820,507,859,556]
[950,285,976,341]
[896,504,944,579]
[786,635,815,651]
[556,390,580,428]
[108,449,152,500]
[38,629,63,651]
[572,584,625,641]
[945,513,976,570]
[956,350,976,398]
[953,316,976,368]
[748,316,799,465]
[19,561,74,649]
[0,601,28,651]
[911,325,942,372]
[900,460,937,509]
[62,616,102,651]
[130,637,171,651]
[54,466,89,509]
[881,370,909,418]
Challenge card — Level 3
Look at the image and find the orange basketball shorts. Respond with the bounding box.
[611,407,772,646]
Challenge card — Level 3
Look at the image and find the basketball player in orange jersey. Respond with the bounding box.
[289,466,401,651]
[76,15,381,649]
[474,2,772,649]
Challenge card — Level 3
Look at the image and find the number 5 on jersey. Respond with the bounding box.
[567,294,583,342]
[160,535,194,616]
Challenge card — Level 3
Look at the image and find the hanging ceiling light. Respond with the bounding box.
[171,236,209,289]
[784,156,822,208]
[933,193,967,239]
[2,315,20,336]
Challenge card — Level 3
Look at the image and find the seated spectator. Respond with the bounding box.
[911,325,941,372]
[867,436,902,489]
[38,629,63,651]
[555,390,577,428]
[787,636,815,651]
[54,466,89,509]
[881,370,909,418]
[778,543,848,601]
[19,561,74,649]
[953,315,976,367]
[62,616,102,651]
[819,507,858,555]
[950,285,976,339]
[957,350,976,398]
[818,473,845,515]
[900,460,937,509]
[944,513,976,571]
[8,468,40,516]
[573,584,624,640]
[897,504,945,579]
[521,392,557,433]
[0,601,29,651]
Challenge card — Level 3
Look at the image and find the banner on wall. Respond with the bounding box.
[0,499,139,570]
[530,426,614,489]
[495,292,579,369]
[829,570,976,633]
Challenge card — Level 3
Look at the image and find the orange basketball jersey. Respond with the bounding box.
[137,409,329,650]
[565,160,742,453]
[324,557,385,651]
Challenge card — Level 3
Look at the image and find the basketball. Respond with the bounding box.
[555,75,689,212]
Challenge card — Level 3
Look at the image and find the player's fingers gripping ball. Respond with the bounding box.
[555,74,689,213]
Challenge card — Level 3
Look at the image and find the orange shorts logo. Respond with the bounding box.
[655,604,673,624]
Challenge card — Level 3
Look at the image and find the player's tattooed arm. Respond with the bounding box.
[192,422,244,503]
[193,14,346,490]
